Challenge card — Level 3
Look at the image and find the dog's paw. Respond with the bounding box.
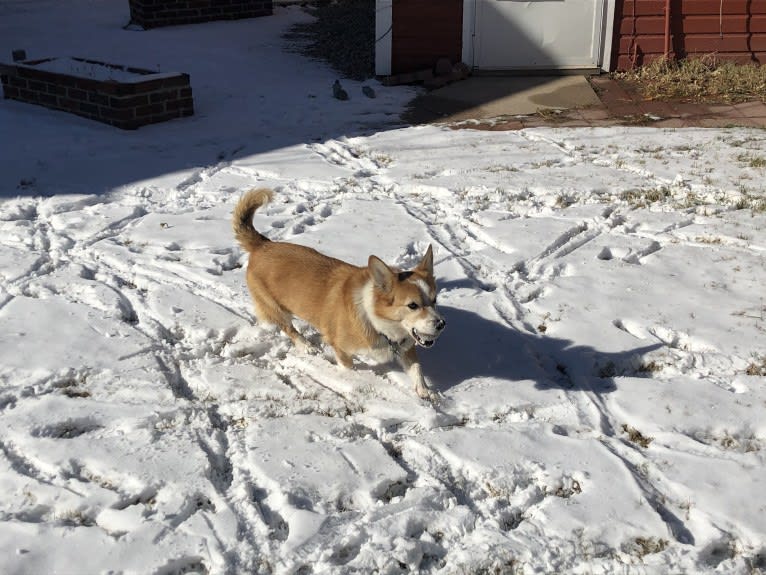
[333,350,354,369]
[415,384,441,403]
[293,338,316,355]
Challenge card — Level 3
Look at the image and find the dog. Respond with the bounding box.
[232,188,446,400]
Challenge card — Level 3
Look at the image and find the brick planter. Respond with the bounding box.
[128,0,272,29]
[0,57,194,129]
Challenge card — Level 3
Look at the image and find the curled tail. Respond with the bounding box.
[232,188,273,252]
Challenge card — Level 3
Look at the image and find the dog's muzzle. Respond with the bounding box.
[411,318,446,348]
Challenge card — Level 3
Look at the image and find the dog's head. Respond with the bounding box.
[368,245,446,348]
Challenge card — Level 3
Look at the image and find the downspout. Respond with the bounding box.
[664,0,671,59]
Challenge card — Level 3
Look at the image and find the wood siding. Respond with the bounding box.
[391,0,462,74]
[612,0,766,70]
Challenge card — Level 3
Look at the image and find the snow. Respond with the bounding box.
[1,2,766,574]
[16,57,168,83]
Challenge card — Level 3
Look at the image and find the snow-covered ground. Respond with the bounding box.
[1,2,766,574]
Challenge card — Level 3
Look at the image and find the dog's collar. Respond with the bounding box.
[382,333,408,356]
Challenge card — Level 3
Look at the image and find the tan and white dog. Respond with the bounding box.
[233,189,446,400]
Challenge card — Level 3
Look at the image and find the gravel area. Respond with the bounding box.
[283,0,375,81]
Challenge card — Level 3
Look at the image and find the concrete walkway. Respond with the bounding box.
[404,75,766,130]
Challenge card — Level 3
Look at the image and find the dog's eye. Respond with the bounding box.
[407,302,419,310]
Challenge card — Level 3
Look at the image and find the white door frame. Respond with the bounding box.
[375,0,393,76]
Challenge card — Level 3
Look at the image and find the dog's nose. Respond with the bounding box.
[436,318,446,331]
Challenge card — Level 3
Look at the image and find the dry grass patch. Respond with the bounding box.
[733,188,766,213]
[745,355,766,376]
[535,107,568,122]
[633,536,669,558]
[614,56,766,104]
[737,153,766,169]
[622,424,653,448]
[620,186,672,208]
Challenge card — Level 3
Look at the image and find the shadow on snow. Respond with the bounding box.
[421,305,663,394]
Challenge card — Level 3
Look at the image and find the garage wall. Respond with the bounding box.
[612,0,766,70]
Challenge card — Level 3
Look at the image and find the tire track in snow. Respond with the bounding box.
[310,138,391,176]
[366,135,708,548]
[599,437,696,545]
[122,244,350,570]
[559,367,699,547]
[2,200,58,296]
[515,205,633,293]
[246,132,720,569]
[150,347,273,572]
[0,192,279,572]
[393,195,536,334]
[91,241,273,571]
[0,439,66,490]
[175,146,246,195]
[520,130,671,190]
[2,197,148,308]
[508,213,701,546]
[115,257,252,325]
[385,181,629,509]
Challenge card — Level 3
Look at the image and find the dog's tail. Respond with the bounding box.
[232,188,273,252]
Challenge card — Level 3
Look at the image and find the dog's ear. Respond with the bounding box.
[417,244,434,277]
[369,255,394,292]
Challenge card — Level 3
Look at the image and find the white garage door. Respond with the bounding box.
[473,0,606,70]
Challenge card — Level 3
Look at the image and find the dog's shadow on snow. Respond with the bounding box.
[421,305,663,394]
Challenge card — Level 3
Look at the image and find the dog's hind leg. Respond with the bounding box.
[248,284,311,351]
[255,300,311,351]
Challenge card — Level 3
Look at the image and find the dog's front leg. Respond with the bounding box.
[399,347,438,401]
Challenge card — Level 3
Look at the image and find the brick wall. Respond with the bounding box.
[1,58,194,129]
[129,0,272,29]
[612,0,766,70]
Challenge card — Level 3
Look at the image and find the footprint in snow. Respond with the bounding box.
[31,418,103,439]
[597,241,661,265]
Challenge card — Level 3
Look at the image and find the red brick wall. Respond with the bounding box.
[391,0,462,75]
[1,59,194,129]
[612,0,766,70]
[129,0,272,29]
